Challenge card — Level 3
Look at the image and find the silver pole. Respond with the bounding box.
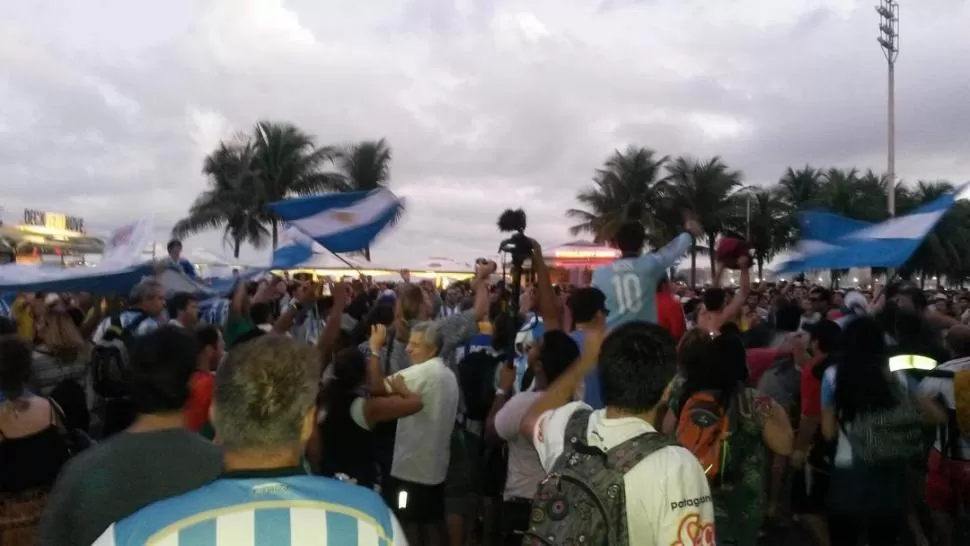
[887,62,895,216]
[745,193,751,240]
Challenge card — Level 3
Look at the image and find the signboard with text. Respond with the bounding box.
[22,209,85,233]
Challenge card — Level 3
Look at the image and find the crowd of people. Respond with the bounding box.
[0,224,969,545]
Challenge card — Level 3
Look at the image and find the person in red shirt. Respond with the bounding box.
[655,276,686,342]
[184,324,224,432]
[790,319,841,543]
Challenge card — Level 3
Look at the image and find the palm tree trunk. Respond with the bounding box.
[707,238,716,284]
[757,257,764,281]
[233,239,241,259]
[271,221,279,250]
[690,250,697,288]
[363,245,371,262]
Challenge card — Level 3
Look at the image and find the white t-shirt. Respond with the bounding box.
[493,390,545,500]
[532,402,716,546]
[388,356,459,485]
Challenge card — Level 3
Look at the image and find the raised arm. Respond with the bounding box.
[650,212,703,271]
[315,282,349,365]
[531,241,560,331]
[519,327,603,438]
[720,256,751,323]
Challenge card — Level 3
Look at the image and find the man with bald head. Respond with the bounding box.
[918,324,970,546]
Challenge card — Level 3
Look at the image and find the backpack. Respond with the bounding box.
[845,385,924,466]
[48,397,95,456]
[91,313,149,398]
[456,349,504,421]
[922,368,970,459]
[522,409,673,546]
[675,388,745,484]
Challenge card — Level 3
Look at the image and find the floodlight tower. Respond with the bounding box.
[877,0,899,216]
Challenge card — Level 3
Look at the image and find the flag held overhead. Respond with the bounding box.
[775,183,967,275]
[268,188,404,254]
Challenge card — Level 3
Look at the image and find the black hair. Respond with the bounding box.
[195,324,222,350]
[0,335,32,399]
[773,299,802,332]
[703,288,727,313]
[811,287,832,304]
[234,327,267,347]
[166,239,183,252]
[249,301,273,325]
[539,330,579,384]
[128,326,199,414]
[169,292,197,316]
[568,287,606,324]
[599,321,676,413]
[808,319,842,355]
[0,316,17,336]
[316,295,335,316]
[678,327,747,407]
[349,303,394,347]
[317,348,367,411]
[67,307,84,328]
[833,316,897,423]
[612,203,647,257]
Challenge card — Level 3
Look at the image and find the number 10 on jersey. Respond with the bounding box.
[611,273,643,314]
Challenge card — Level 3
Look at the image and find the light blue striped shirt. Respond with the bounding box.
[93,472,407,546]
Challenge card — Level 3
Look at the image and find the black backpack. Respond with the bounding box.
[457,349,504,421]
[91,313,149,399]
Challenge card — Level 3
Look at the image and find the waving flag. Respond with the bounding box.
[271,225,317,269]
[268,188,404,253]
[776,185,965,275]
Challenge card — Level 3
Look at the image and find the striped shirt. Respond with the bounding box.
[93,470,407,546]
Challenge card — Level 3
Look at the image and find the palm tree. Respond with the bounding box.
[776,166,823,211]
[566,146,670,245]
[250,121,343,248]
[742,191,792,280]
[172,142,270,258]
[332,138,403,260]
[664,156,742,286]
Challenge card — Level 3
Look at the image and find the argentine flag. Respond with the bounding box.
[271,225,317,269]
[776,184,966,275]
[269,188,404,254]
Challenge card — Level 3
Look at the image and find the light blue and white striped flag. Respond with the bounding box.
[776,184,966,275]
[269,188,404,254]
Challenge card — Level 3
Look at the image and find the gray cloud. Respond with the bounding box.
[1,0,967,267]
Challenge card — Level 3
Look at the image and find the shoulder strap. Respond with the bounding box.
[383,331,395,376]
[124,313,150,334]
[46,397,68,434]
[606,431,673,473]
[562,408,594,452]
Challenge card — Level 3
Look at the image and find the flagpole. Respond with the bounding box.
[326,249,365,276]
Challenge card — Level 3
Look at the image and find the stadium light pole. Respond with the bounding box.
[877,0,899,217]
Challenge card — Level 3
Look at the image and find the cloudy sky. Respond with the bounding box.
[2,0,968,268]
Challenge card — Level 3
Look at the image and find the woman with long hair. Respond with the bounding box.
[306,347,422,489]
[663,328,793,545]
[31,308,87,396]
[31,308,90,431]
[0,335,71,546]
[821,316,945,545]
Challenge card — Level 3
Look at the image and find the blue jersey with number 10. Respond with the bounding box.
[592,233,693,331]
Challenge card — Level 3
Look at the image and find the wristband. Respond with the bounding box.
[495,388,508,397]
